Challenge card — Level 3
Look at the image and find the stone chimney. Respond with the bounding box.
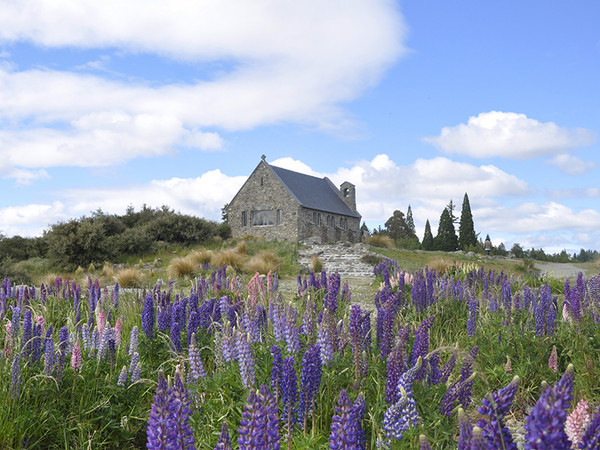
[339,181,357,212]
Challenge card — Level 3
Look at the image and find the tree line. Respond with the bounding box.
[368,193,598,262]
[0,205,230,274]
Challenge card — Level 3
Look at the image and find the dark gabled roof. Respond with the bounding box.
[270,165,361,218]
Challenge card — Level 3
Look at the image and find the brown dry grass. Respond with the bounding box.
[236,240,248,255]
[168,256,197,279]
[427,257,455,274]
[311,254,323,273]
[101,262,115,278]
[246,250,280,274]
[366,235,395,248]
[187,248,214,266]
[40,273,61,288]
[114,267,144,288]
[211,249,246,272]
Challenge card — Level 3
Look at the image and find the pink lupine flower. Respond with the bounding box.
[504,355,512,373]
[563,303,573,324]
[549,345,558,373]
[71,339,82,371]
[114,318,122,346]
[566,399,590,448]
[404,272,414,285]
[97,310,106,337]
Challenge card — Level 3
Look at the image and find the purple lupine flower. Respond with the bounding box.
[236,331,256,389]
[409,315,435,380]
[188,333,206,383]
[57,326,69,381]
[270,345,283,400]
[428,351,441,386]
[458,408,472,450]
[128,325,139,356]
[466,295,478,337]
[146,370,173,449]
[215,421,233,450]
[579,403,600,449]
[44,325,55,376]
[476,375,519,450]
[317,323,334,366]
[11,306,21,340]
[237,386,280,450]
[171,319,181,353]
[440,372,477,417]
[281,355,298,445]
[130,360,142,384]
[31,322,42,363]
[472,426,486,450]
[11,353,21,399]
[117,365,128,387]
[385,343,407,405]
[439,351,457,384]
[284,311,300,355]
[419,434,432,450]
[129,351,140,378]
[524,364,574,449]
[299,344,322,430]
[170,369,196,449]
[22,308,32,359]
[142,294,155,339]
[329,390,361,449]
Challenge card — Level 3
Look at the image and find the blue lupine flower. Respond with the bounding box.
[188,333,206,383]
[215,421,233,450]
[476,375,519,450]
[117,366,127,387]
[329,390,361,449]
[524,364,574,449]
[11,353,21,399]
[236,331,256,389]
[579,403,600,449]
[299,344,322,429]
[141,294,155,339]
[170,369,196,449]
[146,370,173,449]
[238,386,280,450]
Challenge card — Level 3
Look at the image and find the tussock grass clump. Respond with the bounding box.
[75,266,84,276]
[428,257,454,274]
[87,263,96,272]
[211,249,246,272]
[167,256,197,279]
[40,272,61,287]
[236,240,248,255]
[187,248,214,266]
[114,267,144,287]
[246,250,280,274]
[366,235,394,248]
[101,262,115,278]
[311,254,323,273]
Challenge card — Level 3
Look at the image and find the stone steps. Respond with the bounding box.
[297,243,375,278]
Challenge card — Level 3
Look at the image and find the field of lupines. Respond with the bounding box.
[2,259,600,448]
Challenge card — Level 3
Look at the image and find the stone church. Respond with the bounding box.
[226,156,361,243]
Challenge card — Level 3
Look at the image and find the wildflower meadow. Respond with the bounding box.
[2,259,600,448]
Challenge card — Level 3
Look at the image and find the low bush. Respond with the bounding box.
[114,267,144,287]
[167,256,197,279]
[246,250,280,274]
[366,234,394,248]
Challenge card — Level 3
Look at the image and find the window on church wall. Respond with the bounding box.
[242,211,247,226]
[252,210,275,226]
[276,210,282,225]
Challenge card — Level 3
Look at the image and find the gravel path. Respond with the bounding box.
[534,262,586,279]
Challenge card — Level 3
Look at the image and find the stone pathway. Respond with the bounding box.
[297,243,376,278]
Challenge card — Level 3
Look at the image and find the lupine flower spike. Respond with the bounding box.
[565,399,590,449]
[549,345,558,373]
[215,421,233,450]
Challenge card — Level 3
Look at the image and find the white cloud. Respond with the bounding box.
[0,1,406,178]
[547,153,596,175]
[270,157,322,177]
[423,111,596,159]
[0,201,67,237]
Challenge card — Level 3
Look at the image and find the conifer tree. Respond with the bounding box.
[422,219,434,250]
[406,205,416,235]
[458,193,477,250]
[435,206,458,251]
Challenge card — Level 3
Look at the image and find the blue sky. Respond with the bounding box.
[1,1,599,254]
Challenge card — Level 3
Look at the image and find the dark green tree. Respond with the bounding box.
[434,206,458,251]
[422,219,434,250]
[385,210,418,247]
[406,205,416,235]
[458,193,477,250]
[511,243,524,258]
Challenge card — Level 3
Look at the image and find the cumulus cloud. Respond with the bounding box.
[0,201,67,236]
[423,111,596,159]
[547,153,596,175]
[0,1,406,178]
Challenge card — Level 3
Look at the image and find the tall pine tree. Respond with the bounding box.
[458,193,477,250]
[422,219,434,250]
[435,205,458,251]
[406,205,416,235]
